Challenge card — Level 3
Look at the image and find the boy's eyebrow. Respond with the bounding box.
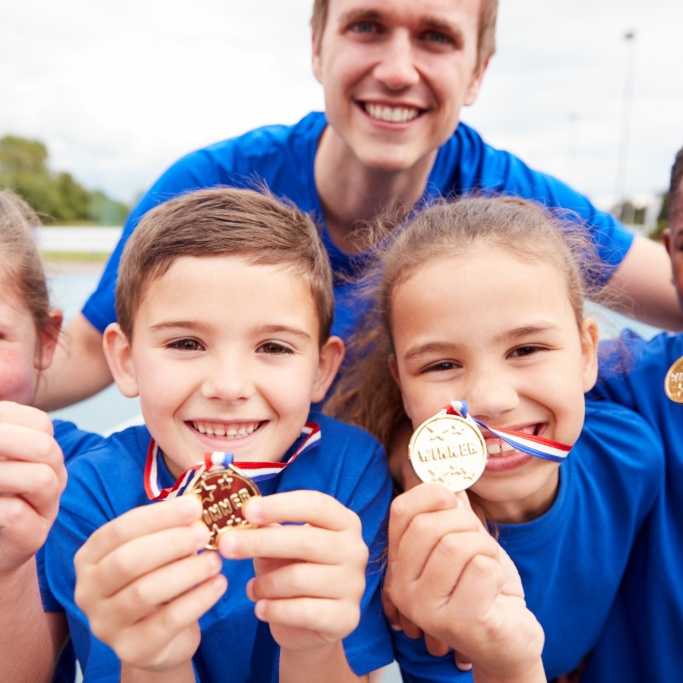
[147,320,312,340]
[403,324,561,360]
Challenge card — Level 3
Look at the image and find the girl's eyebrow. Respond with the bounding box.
[403,323,562,360]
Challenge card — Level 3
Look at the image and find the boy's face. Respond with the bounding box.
[105,256,343,476]
[312,0,488,174]
[664,181,683,308]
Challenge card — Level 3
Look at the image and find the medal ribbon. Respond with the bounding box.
[445,401,571,463]
[144,421,321,501]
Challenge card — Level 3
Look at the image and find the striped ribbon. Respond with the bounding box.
[445,401,571,463]
[144,421,321,501]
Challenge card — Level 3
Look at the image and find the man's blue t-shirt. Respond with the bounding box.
[83,113,633,342]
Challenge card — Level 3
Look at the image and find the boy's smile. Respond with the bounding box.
[105,256,343,478]
[389,248,598,523]
[313,0,487,176]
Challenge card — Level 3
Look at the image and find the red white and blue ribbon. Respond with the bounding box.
[446,401,571,463]
[144,421,321,501]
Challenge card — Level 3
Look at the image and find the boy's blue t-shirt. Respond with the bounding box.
[390,401,663,682]
[582,330,683,682]
[82,112,633,343]
[43,412,394,682]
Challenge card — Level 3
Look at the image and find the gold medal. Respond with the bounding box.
[665,356,683,404]
[408,412,488,492]
[186,467,261,550]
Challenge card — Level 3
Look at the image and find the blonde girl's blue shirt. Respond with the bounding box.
[582,330,683,682]
[42,412,394,682]
[82,112,633,344]
[391,401,663,682]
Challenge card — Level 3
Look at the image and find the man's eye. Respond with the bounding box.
[351,21,377,34]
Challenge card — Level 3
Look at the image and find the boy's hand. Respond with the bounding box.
[74,496,227,673]
[384,483,545,679]
[218,490,368,653]
[0,401,67,574]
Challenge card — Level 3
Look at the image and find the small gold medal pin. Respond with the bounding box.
[408,409,487,493]
[185,465,261,550]
[665,356,683,404]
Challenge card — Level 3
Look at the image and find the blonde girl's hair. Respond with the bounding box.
[0,190,58,348]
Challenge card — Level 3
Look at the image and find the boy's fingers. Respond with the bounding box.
[219,523,367,566]
[0,461,63,511]
[242,490,360,532]
[75,497,203,565]
[86,551,224,634]
[76,520,212,600]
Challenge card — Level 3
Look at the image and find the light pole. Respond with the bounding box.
[616,31,636,224]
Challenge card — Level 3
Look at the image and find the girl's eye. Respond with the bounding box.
[168,338,204,352]
[508,345,544,359]
[258,341,293,355]
[421,360,460,374]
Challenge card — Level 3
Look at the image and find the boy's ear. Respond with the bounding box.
[103,323,140,398]
[35,309,63,371]
[581,316,600,392]
[310,335,345,403]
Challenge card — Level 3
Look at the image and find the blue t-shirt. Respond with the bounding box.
[390,401,663,682]
[82,112,633,343]
[43,412,394,682]
[582,331,683,682]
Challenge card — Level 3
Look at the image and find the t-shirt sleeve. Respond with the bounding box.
[451,124,634,284]
[81,148,230,333]
[43,454,125,682]
[338,435,395,675]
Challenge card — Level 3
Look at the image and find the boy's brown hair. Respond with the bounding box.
[310,0,498,70]
[116,187,334,345]
[669,146,683,224]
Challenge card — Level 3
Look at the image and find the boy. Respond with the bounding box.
[41,0,682,410]
[42,187,394,682]
[582,146,683,682]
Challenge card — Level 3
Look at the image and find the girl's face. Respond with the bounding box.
[0,286,59,406]
[389,246,599,524]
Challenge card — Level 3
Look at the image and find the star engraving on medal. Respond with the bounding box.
[218,473,235,490]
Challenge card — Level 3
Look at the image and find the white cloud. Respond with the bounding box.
[1,0,681,205]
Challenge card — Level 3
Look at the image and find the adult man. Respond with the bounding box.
[40,0,682,409]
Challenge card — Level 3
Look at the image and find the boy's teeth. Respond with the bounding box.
[487,441,516,456]
[365,103,419,123]
[193,421,258,438]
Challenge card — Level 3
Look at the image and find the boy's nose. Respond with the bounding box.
[373,31,420,90]
[201,356,254,403]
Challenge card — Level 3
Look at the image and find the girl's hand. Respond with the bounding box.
[0,401,67,574]
[219,490,368,653]
[384,483,545,679]
[74,496,227,674]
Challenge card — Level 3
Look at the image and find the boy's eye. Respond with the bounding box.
[258,341,293,355]
[168,338,204,352]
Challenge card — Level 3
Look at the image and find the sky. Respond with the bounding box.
[1,0,682,210]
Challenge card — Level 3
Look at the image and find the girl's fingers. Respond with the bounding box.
[75,497,203,566]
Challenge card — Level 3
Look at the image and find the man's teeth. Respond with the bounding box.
[365,103,419,123]
[193,422,258,438]
[487,441,516,456]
